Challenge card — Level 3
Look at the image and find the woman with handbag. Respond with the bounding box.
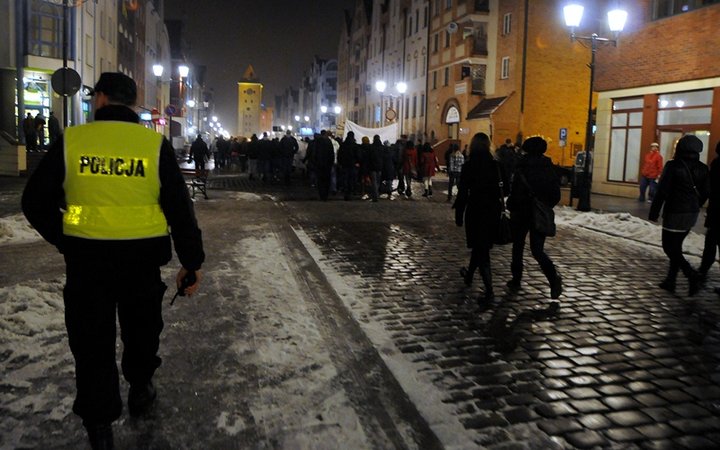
[454,132,507,302]
[649,135,710,296]
[506,137,563,301]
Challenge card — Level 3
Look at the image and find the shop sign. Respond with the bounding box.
[445,106,460,124]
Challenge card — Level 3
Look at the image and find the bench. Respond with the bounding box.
[180,167,209,199]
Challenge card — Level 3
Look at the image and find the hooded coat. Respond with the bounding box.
[650,136,709,230]
[454,150,505,248]
[507,152,561,224]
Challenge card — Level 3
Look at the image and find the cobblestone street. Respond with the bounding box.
[260,175,720,448]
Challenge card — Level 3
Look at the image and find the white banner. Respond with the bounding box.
[342,120,399,145]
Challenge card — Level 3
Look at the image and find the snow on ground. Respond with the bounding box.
[233,233,371,448]
[555,206,705,257]
[0,214,42,245]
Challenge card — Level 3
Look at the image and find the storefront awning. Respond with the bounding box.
[466,96,508,120]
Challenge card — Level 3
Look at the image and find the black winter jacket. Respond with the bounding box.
[507,153,561,218]
[454,156,505,248]
[21,105,205,271]
[649,151,709,223]
[705,155,720,228]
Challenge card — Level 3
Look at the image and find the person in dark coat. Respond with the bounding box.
[401,141,418,198]
[453,132,505,302]
[380,140,397,200]
[650,135,710,296]
[279,130,299,185]
[338,131,360,200]
[699,140,720,295]
[506,137,562,301]
[23,112,37,150]
[368,135,385,202]
[190,134,210,175]
[48,111,62,146]
[313,130,336,201]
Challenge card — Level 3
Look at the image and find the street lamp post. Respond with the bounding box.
[375,80,407,139]
[564,3,627,212]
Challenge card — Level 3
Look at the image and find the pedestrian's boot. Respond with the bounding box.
[659,274,676,293]
[85,423,114,450]
[479,266,494,302]
[506,276,521,290]
[422,189,429,197]
[128,380,157,417]
[429,187,433,197]
[687,269,702,297]
[550,275,563,299]
[459,267,473,286]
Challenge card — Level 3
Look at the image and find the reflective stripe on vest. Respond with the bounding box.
[63,121,169,240]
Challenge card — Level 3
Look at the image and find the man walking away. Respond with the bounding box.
[22,72,205,449]
[23,112,37,151]
[280,130,299,185]
[190,134,210,176]
[48,111,62,146]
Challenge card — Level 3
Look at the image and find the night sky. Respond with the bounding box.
[165,0,356,134]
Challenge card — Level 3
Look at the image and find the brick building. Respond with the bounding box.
[426,0,591,165]
[592,0,720,198]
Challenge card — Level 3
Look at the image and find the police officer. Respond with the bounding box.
[22,72,205,449]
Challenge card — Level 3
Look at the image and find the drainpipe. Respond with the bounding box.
[520,0,529,141]
[15,0,25,142]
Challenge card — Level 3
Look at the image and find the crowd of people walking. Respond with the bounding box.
[195,128,720,305]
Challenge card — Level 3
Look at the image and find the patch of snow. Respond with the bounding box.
[0,214,42,245]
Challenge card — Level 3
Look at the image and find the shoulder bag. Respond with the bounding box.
[517,172,556,237]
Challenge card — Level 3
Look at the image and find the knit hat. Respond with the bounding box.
[522,136,547,154]
[676,135,703,154]
[93,72,137,106]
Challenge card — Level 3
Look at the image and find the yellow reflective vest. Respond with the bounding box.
[62,121,169,240]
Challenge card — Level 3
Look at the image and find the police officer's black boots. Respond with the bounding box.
[85,423,114,450]
[128,380,157,417]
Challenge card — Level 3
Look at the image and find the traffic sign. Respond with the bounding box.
[51,67,82,97]
[559,127,568,140]
[165,104,177,116]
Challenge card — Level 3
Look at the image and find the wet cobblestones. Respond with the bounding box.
[276,179,720,448]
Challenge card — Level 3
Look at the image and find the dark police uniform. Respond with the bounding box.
[22,103,204,427]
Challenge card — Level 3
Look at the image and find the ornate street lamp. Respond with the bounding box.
[564,3,627,212]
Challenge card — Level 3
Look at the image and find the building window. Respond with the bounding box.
[421,93,425,117]
[408,17,413,37]
[433,33,439,53]
[412,95,417,118]
[445,30,450,48]
[444,67,449,86]
[85,34,93,67]
[433,0,440,16]
[28,0,66,59]
[501,57,510,79]
[424,6,429,27]
[608,98,644,183]
[432,71,437,89]
[503,13,512,35]
[652,0,720,19]
[405,97,410,119]
[415,9,419,33]
[446,0,452,10]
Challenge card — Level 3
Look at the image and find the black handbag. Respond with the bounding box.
[494,164,513,245]
[518,172,556,237]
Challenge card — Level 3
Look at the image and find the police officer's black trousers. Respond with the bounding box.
[63,256,166,425]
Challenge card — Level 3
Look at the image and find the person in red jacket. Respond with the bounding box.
[639,142,664,202]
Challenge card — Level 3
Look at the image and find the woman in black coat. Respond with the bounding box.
[454,132,505,301]
[699,140,720,294]
[649,135,710,296]
[506,137,562,300]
